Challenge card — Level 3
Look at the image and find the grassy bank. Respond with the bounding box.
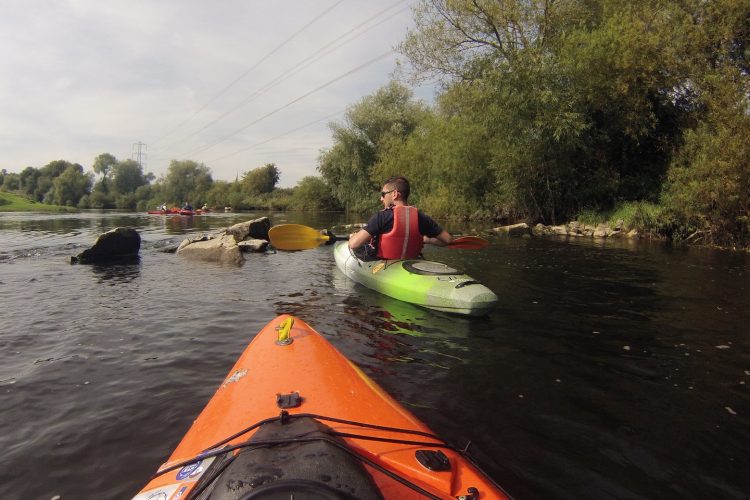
[0,192,76,212]
[575,201,749,251]
[576,201,664,233]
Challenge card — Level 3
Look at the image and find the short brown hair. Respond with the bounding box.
[384,176,410,201]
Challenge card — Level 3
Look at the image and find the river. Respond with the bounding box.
[0,210,748,499]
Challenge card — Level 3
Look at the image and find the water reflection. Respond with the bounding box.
[331,267,431,336]
[90,258,142,283]
[329,266,492,341]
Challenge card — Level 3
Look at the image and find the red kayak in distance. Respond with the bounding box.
[147,208,181,215]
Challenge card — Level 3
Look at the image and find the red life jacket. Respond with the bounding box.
[377,205,423,259]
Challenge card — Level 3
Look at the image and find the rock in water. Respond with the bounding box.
[176,233,244,265]
[70,227,141,264]
[176,217,272,265]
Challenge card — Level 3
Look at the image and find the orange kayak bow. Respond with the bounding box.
[133,315,510,499]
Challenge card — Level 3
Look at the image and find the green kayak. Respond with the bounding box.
[333,241,498,316]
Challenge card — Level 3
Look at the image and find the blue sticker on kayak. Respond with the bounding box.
[176,460,202,480]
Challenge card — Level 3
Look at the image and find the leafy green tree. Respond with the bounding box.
[115,193,137,210]
[30,160,84,203]
[394,0,732,224]
[373,110,496,218]
[40,160,71,179]
[19,167,41,197]
[659,0,750,246]
[92,153,117,194]
[318,81,430,212]
[292,176,342,211]
[1,172,21,191]
[162,159,213,204]
[242,163,280,194]
[112,159,149,195]
[204,180,235,208]
[661,107,750,246]
[87,189,110,209]
[400,0,549,82]
[89,178,112,208]
[47,164,92,206]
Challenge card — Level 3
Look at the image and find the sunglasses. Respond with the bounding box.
[380,189,395,197]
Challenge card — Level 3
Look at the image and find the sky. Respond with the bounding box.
[0,0,434,187]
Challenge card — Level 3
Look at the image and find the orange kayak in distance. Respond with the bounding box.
[133,315,510,499]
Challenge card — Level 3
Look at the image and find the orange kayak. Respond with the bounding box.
[133,315,510,499]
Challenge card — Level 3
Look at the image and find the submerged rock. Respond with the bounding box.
[70,227,141,264]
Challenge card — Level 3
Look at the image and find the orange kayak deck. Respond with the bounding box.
[134,315,510,499]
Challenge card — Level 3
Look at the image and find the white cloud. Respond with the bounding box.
[0,0,434,186]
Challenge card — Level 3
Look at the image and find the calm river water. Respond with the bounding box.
[0,211,748,499]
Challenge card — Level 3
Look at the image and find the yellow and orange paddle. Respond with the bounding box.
[268,224,489,251]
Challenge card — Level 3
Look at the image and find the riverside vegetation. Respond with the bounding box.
[1,0,748,249]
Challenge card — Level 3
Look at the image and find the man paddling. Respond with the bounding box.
[348,176,452,261]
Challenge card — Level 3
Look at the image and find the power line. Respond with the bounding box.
[155,0,410,154]
[176,50,394,158]
[206,108,346,163]
[149,0,346,147]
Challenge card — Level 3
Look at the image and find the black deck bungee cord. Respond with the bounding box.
[148,411,470,499]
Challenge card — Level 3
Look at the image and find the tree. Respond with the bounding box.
[204,180,235,208]
[242,163,280,194]
[92,153,117,194]
[162,160,213,204]
[400,0,552,82]
[372,110,497,218]
[112,159,149,195]
[661,104,750,246]
[292,176,342,211]
[1,172,21,191]
[30,160,85,203]
[395,0,726,223]
[40,160,71,179]
[47,164,92,206]
[659,0,750,246]
[19,167,41,196]
[318,81,430,212]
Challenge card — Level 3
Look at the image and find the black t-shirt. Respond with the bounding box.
[363,206,443,250]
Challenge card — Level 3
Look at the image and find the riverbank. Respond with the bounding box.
[0,192,75,212]
[490,200,749,252]
[492,221,750,253]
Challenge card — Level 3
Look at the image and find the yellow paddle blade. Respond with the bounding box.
[268,224,332,251]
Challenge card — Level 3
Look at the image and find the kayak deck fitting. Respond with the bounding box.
[333,242,498,316]
[133,315,510,499]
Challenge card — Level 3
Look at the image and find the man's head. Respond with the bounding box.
[381,176,410,207]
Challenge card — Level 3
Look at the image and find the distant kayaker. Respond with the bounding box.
[182,201,193,211]
[348,176,452,261]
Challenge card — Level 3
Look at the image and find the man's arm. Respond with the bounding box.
[423,230,452,247]
[348,228,373,249]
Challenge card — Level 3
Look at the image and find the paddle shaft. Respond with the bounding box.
[269,224,489,251]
